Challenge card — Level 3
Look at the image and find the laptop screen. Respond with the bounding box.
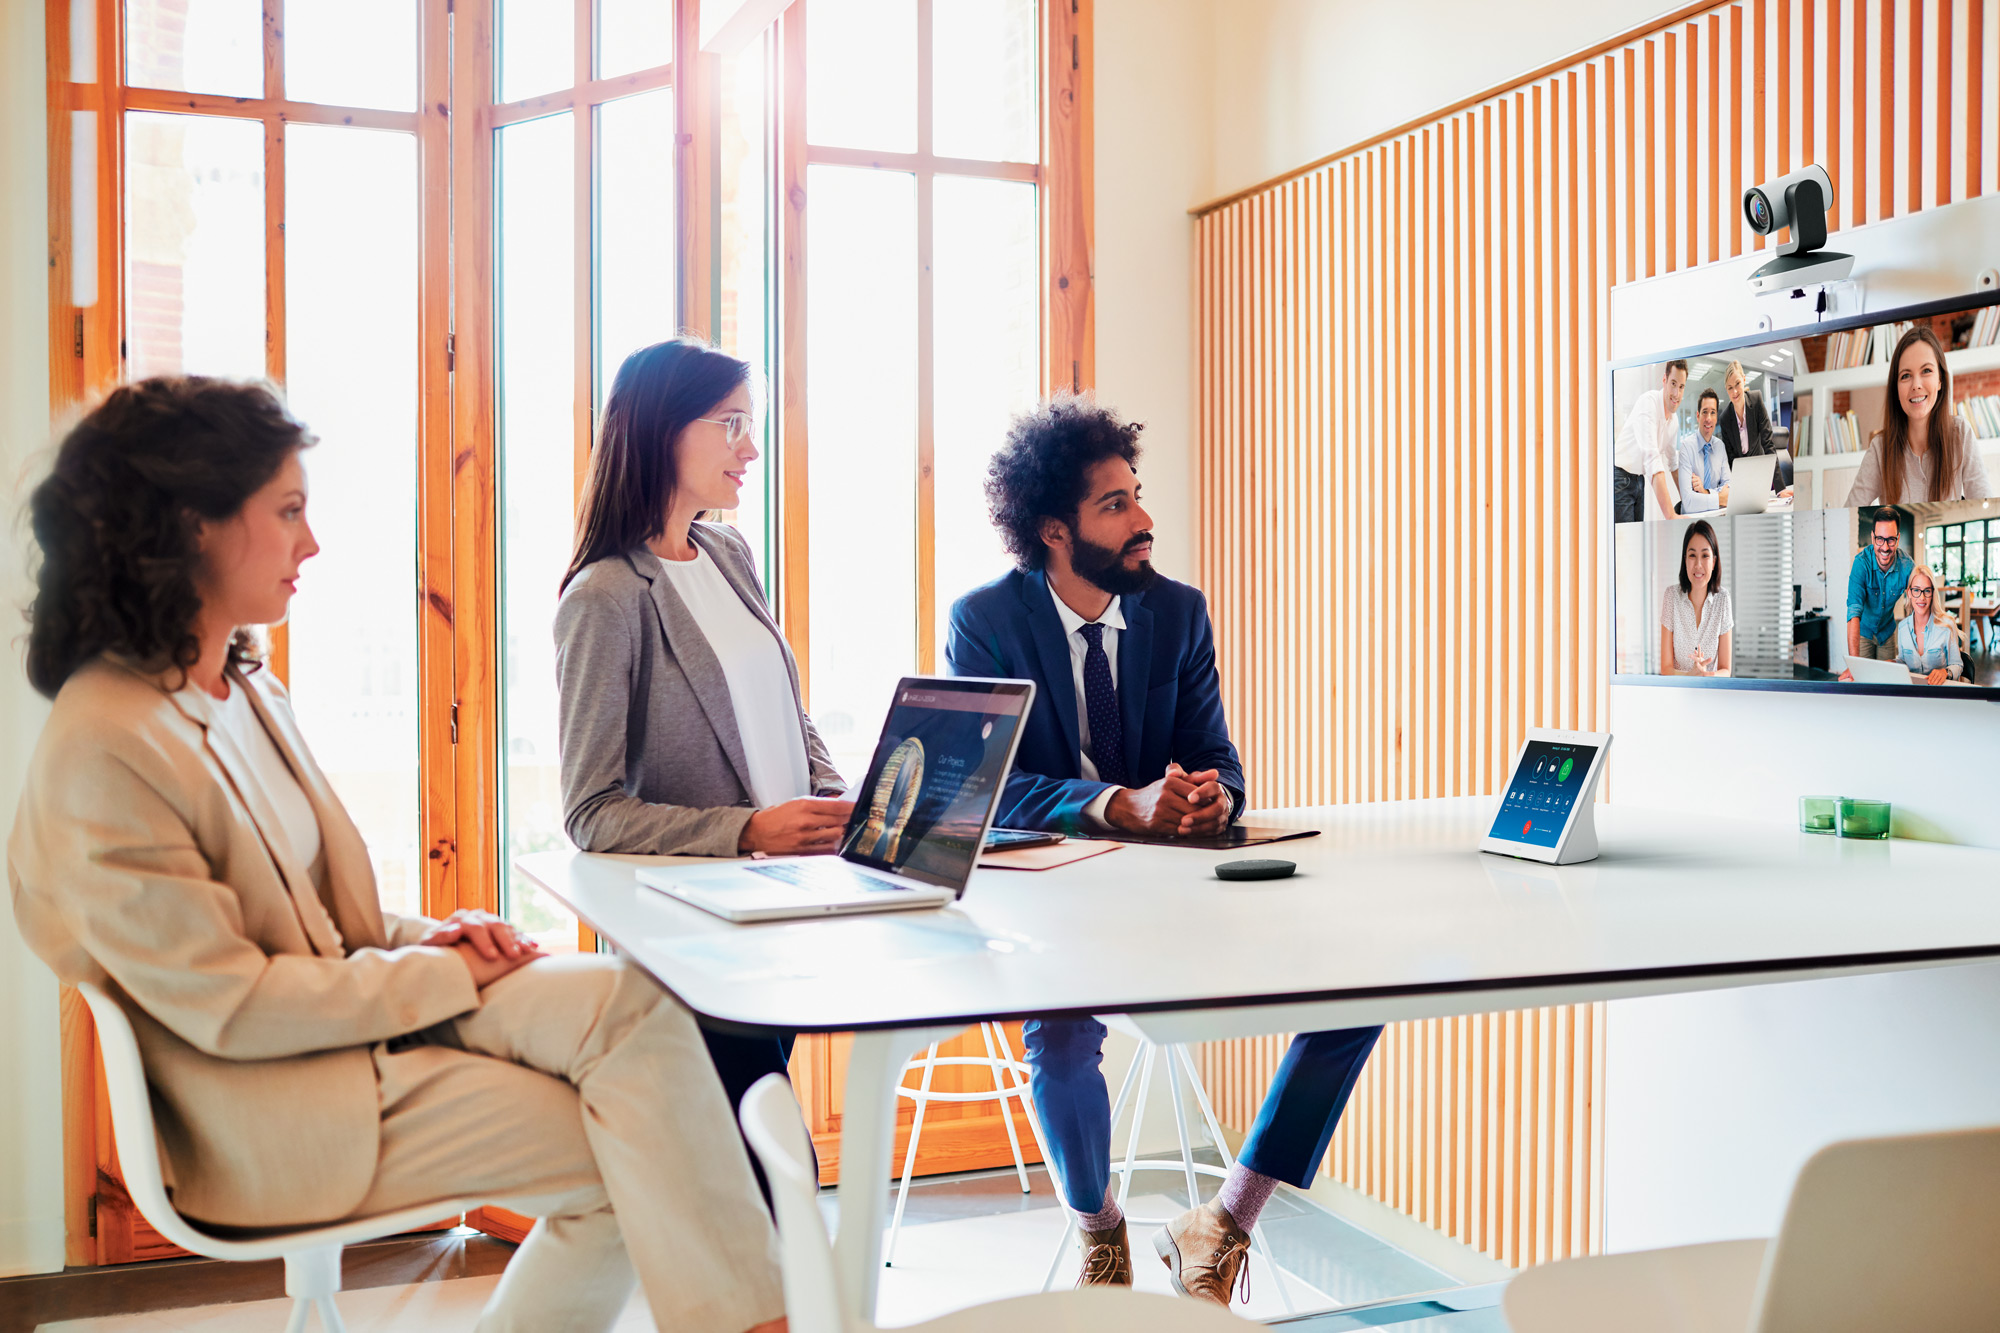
[839,678,1034,890]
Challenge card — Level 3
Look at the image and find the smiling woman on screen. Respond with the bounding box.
[1659,519,1733,677]
[1846,326,1994,505]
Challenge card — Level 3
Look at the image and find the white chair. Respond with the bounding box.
[1504,1124,2000,1333]
[740,1073,1247,1333]
[1039,1019,1294,1313]
[887,1021,1052,1265]
[79,982,496,1333]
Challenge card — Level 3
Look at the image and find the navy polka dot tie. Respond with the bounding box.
[1077,623,1128,787]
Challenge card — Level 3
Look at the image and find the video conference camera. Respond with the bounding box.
[1743,165,1854,292]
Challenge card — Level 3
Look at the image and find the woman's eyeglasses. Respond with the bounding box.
[696,412,757,445]
[1910,585,1934,598]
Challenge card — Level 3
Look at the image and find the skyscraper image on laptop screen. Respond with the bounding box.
[839,679,1034,890]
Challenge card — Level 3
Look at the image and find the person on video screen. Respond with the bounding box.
[1676,390,1732,515]
[1614,359,1688,523]
[1847,327,1994,506]
[1719,360,1773,462]
[1659,519,1732,676]
[1720,361,1793,499]
[1892,563,1963,685]
[1844,508,1913,673]
[944,397,1381,1309]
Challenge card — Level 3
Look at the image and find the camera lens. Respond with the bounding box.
[1745,190,1771,232]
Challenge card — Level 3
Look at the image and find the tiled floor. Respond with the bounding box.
[37,1165,1509,1332]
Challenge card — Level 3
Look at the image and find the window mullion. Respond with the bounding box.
[263,0,291,682]
[418,0,458,919]
[915,0,936,672]
[777,1,811,697]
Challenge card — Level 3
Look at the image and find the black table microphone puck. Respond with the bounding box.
[1215,858,1296,882]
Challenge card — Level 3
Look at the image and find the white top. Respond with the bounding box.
[1614,388,1675,481]
[1847,423,1995,505]
[651,547,810,808]
[1659,583,1734,672]
[177,678,323,888]
[517,798,2000,1036]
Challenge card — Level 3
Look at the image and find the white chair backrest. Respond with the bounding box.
[1750,1124,2000,1333]
[76,983,214,1255]
[741,1074,850,1333]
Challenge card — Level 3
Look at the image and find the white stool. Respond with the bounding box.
[1041,1021,1294,1313]
[885,1021,1054,1265]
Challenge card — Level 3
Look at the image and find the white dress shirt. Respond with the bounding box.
[1049,593,1125,828]
[1614,388,1675,479]
[649,547,811,809]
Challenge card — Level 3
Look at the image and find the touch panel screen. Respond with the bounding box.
[1489,740,1599,849]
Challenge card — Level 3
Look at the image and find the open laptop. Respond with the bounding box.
[637,676,1035,922]
[1725,453,1779,514]
[1845,655,1916,685]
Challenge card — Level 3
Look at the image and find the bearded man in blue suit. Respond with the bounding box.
[945,397,1380,1308]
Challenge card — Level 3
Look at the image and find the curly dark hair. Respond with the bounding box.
[984,395,1144,571]
[23,377,314,698]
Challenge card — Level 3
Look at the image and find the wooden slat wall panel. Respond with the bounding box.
[1192,0,1997,1270]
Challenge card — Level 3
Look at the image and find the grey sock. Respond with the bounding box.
[1077,1187,1124,1233]
[1215,1162,1279,1231]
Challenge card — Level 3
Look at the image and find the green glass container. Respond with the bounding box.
[1798,795,1839,835]
[1838,798,1892,840]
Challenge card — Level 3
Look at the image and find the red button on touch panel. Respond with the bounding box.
[1522,820,1533,836]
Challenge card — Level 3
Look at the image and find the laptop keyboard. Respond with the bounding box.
[746,861,908,893]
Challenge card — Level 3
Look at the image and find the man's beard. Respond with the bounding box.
[1071,529,1158,596]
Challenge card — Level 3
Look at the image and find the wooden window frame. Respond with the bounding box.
[43,0,1091,1255]
[774,0,1094,1180]
[774,0,1093,687]
[43,0,459,1265]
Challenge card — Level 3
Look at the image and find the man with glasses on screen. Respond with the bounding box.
[945,397,1381,1309]
[1844,508,1914,671]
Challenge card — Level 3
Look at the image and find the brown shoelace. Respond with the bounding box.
[1196,1234,1252,1305]
[1078,1238,1130,1286]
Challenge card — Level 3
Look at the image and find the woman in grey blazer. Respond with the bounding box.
[554,337,852,1158]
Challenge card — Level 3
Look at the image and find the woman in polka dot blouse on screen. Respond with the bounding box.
[1659,518,1733,676]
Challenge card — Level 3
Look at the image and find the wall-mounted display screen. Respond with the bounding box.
[1611,295,2000,697]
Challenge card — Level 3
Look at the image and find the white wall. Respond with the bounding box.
[1604,193,2000,1253]
[1092,0,1215,580]
[1093,0,1685,575]
[1,0,67,1280]
[1201,0,1681,201]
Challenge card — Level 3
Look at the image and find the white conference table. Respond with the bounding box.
[518,798,2000,1323]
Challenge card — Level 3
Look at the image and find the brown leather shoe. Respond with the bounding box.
[1077,1218,1132,1286]
[1153,1201,1252,1306]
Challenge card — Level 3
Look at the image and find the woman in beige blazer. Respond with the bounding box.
[9,378,786,1333]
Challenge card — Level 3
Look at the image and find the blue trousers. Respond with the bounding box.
[1022,1016,1382,1214]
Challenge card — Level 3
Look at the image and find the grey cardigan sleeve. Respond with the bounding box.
[553,580,755,858]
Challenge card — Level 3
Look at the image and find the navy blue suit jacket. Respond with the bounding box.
[945,568,1246,833]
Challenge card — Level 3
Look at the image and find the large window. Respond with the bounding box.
[83,0,434,918]
[797,0,1044,778]
[1926,518,2000,602]
[490,0,681,949]
[48,0,1089,1263]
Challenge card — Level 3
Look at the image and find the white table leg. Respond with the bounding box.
[835,1025,962,1326]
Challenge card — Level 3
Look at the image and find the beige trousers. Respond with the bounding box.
[350,953,785,1333]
